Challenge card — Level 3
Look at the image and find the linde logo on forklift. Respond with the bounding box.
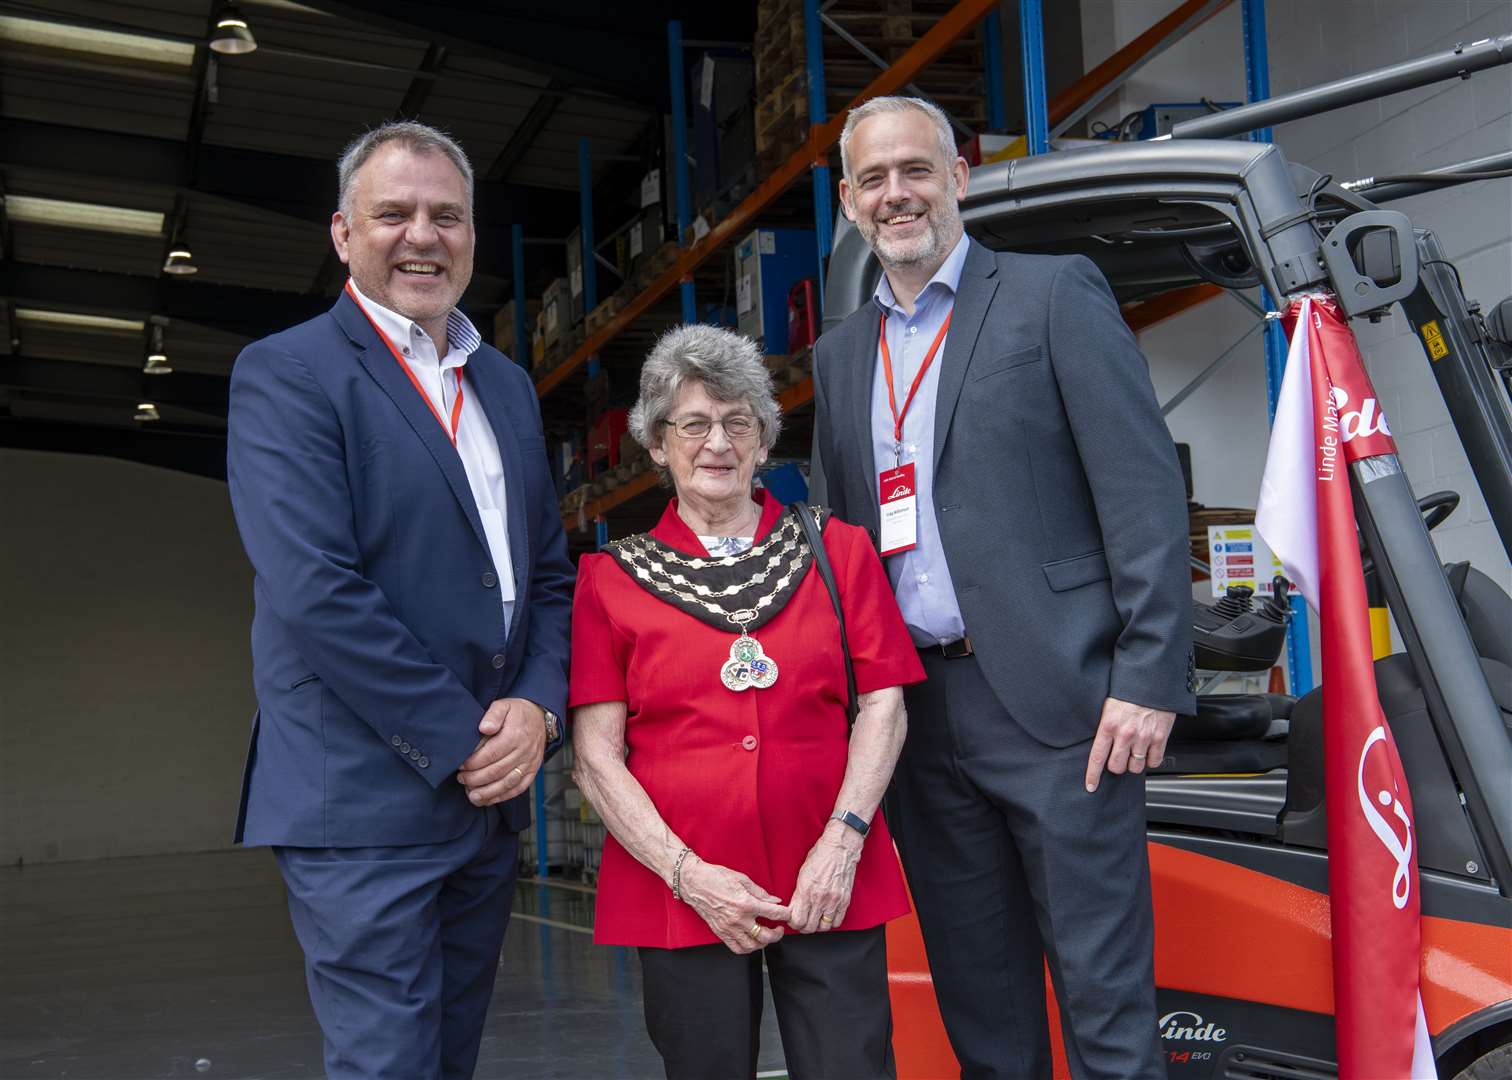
[1158,1011,1227,1042]
[1359,725,1416,910]
[1317,382,1393,483]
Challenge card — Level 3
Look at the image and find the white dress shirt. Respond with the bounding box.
[868,232,971,646]
[348,280,516,631]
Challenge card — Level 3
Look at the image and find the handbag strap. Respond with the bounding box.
[788,501,859,729]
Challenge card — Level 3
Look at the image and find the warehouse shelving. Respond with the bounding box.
[525,0,1267,878]
[543,0,1239,535]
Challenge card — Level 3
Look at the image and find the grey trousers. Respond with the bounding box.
[888,650,1165,1080]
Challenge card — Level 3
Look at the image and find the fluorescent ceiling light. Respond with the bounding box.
[0,15,195,69]
[7,195,164,237]
[16,308,146,333]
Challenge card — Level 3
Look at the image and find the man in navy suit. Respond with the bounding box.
[227,121,573,1079]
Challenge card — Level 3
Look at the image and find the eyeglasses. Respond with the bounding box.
[661,414,761,440]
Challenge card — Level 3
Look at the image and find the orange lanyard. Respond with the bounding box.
[346,280,464,446]
[879,308,953,453]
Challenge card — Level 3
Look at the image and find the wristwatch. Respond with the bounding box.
[543,708,561,743]
[830,810,870,837]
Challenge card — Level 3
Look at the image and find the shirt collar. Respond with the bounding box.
[872,231,971,318]
[347,278,482,364]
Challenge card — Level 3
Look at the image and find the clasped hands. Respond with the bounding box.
[456,697,546,806]
[679,820,864,955]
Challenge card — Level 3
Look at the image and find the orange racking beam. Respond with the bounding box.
[1123,283,1225,333]
[536,0,1002,399]
[1047,0,1234,127]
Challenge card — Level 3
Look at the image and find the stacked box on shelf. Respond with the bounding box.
[752,0,988,170]
[541,277,569,349]
[626,207,665,279]
[735,228,819,355]
[821,1,987,134]
[753,0,809,170]
[565,226,587,327]
[493,297,541,361]
[692,53,757,216]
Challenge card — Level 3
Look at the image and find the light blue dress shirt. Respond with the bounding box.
[868,232,971,646]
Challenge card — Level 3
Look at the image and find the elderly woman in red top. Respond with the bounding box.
[569,323,924,1080]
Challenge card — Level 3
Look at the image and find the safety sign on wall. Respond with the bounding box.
[1207,525,1285,597]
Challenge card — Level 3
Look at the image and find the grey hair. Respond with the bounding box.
[628,324,782,482]
[337,121,475,218]
[839,96,958,185]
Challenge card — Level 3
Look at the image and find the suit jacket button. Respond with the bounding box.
[482,571,497,588]
[391,735,403,747]
[741,735,758,751]
[492,654,506,669]
[401,741,412,754]
[409,749,421,761]
[418,756,429,768]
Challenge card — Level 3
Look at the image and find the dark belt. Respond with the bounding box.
[921,636,974,659]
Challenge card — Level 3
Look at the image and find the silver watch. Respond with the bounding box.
[543,708,561,742]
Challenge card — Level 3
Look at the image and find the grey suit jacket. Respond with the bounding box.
[812,238,1196,745]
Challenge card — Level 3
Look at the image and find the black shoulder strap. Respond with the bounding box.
[788,501,859,728]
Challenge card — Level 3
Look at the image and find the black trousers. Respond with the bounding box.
[639,925,895,1080]
[888,651,1165,1080]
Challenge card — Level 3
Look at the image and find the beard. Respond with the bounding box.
[856,193,963,272]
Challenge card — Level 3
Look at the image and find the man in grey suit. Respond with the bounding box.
[812,96,1196,1078]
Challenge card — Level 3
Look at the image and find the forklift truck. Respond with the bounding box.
[816,32,1512,1079]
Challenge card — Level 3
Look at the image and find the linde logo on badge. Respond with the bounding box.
[886,484,912,500]
[1159,1011,1228,1042]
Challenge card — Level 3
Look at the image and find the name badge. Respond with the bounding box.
[878,463,918,556]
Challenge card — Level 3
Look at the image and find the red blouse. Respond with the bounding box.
[570,489,925,948]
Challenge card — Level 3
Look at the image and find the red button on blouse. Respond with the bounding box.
[569,489,926,949]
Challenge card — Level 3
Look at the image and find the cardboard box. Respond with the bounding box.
[493,298,541,359]
[565,227,587,326]
[627,207,665,273]
[541,277,569,348]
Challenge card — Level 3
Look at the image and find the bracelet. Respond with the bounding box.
[671,846,693,902]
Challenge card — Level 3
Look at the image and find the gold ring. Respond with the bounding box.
[748,923,763,939]
[511,765,525,782]
[819,913,834,924]
[1130,752,1147,759]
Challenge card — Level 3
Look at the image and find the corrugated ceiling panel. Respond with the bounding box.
[4,169,176,214]
[36,0,209,39]
[165,320,247,374]
[238,4,431,71]
[184,194,329,292]
[438,52,552,89]
[202,62,412,157]
[11,224,165,278]
[17,325,143,367]
[0,61,193,139]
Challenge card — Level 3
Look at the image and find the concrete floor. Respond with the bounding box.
[0,849,786,1079]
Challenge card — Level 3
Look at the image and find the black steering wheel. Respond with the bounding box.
[1418,490,1461,532]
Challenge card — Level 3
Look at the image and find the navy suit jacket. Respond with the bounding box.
[228,292,573,847]
[813,240,1196,745]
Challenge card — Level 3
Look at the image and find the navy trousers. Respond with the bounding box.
[888,651,1164,1080]
[274,810,519,1080]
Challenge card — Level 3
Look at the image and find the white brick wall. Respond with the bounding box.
[1081,0,1512,596]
